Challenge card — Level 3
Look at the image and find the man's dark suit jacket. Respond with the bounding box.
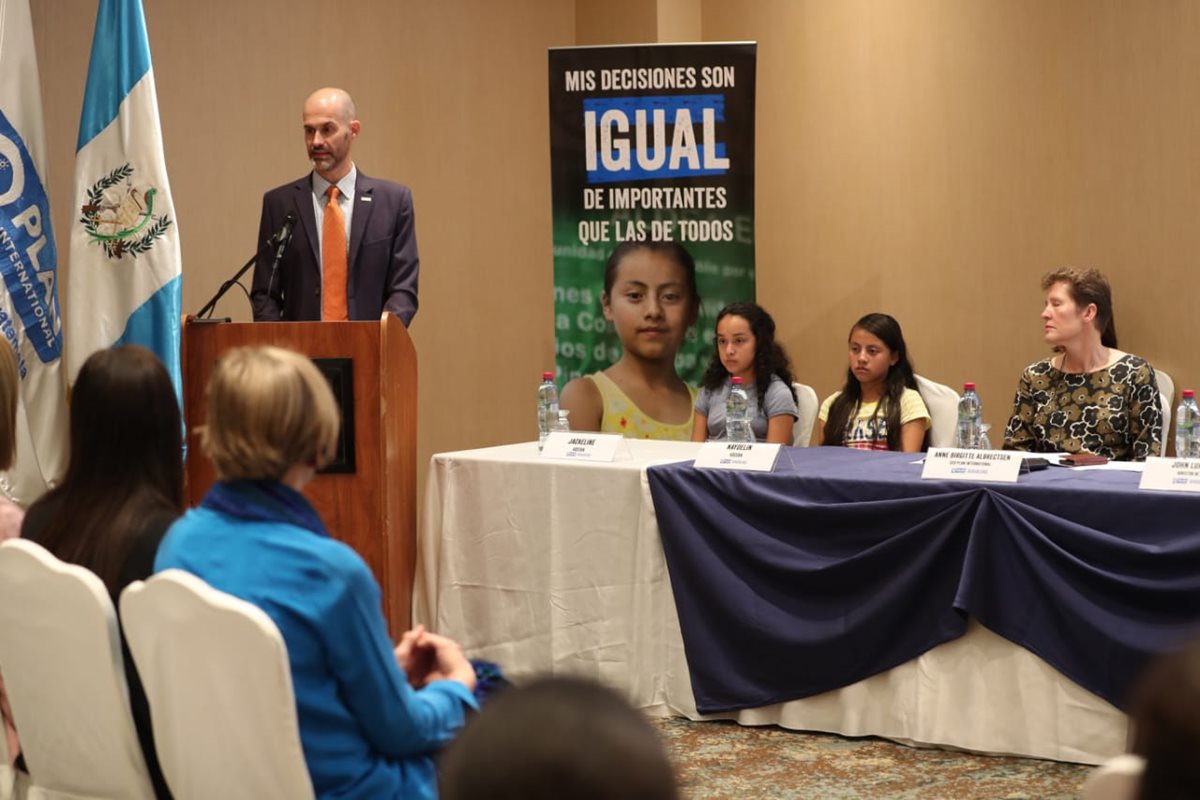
[250,171,419,324]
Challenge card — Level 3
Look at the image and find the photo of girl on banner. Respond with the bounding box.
[548,42,757,385]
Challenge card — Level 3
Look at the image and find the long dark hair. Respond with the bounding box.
[30,345,183,594]
[699,302,796,408]
[822,313,919,451]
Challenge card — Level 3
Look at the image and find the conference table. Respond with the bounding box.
[413,441,1200,764]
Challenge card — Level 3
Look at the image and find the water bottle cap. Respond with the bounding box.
[963,382,976,391]
[1185,389,1196,398]
[542,372,554,380]
[731,376,744,385]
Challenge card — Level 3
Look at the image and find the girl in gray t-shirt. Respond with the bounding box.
[692,302,799,443]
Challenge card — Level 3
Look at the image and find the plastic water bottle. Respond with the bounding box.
[725,377,754,443]
[956,382,982,450]
[537,372,558,451]
[1176,389,1199,459]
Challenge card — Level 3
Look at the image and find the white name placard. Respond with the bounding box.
[1139,457,1200,493]
[539,432,623,462]
[693,441,781,472]
[921,448,1022,483]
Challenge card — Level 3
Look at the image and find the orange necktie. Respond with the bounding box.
[322,185,349,321]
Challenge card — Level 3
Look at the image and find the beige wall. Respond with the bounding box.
[575,0,657,45]
[28,0,1200,492]
[32,1,572,498]
[701,0,1200,441]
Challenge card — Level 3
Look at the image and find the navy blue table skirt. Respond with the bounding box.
[646,448,1200,714]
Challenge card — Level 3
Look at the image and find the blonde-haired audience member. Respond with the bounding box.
[440,676,678,800]
[156,345,476,800]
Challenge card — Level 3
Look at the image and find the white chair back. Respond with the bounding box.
[915,375,961,449]
[0,539,155,800]
[1080,753,1144,800]
[791,383,819,447]
[1156,368,1174,454]
[120,570,315,800]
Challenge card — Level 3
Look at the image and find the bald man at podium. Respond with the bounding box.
[251,87,419,325]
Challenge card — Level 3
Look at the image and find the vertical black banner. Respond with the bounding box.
[548,43,757,384]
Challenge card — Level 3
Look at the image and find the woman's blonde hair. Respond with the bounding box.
[0,342,19,472]
[202,346,340,481]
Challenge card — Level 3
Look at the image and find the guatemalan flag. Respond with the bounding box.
[68,0,181,393]
[0,0,69,504]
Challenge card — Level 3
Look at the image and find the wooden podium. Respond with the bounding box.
[181,314,416,637]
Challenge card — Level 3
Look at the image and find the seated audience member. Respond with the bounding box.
[1003,267,1161,461]
[0,341,21,542]
[692,302,799,444]
[1081,755,1148,800]
[818,313,930,452]
[439,676,678,800]
[1082,639,1200,800]
[1128,639,1200,798]
[155,345,476,800]
[0,340,22,766]
[560,241,700,440]
[21,344,181,798]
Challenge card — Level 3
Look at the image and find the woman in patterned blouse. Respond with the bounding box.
[1003,267,1162,461]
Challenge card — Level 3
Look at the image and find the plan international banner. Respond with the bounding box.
[0,0,69,503]
[548,43,756,384]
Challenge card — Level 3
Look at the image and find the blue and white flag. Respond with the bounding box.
[68,0,181,392]
[0,0,69,503]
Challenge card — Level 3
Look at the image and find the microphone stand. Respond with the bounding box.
[195,212,295,322]
[193,250,259,322]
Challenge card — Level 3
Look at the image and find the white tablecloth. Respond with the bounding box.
[414,440,1127,764]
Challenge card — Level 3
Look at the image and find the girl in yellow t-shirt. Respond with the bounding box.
[818,313,930,452]
[560,242,699,440]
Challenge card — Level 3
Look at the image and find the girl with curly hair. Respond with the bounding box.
[692,302,799,444]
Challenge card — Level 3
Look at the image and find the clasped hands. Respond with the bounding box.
[394,624,477,692]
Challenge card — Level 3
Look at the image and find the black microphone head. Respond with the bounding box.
[270,213,298,247]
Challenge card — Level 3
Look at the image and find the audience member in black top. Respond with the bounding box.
[0,340,23,765]
[21,344,183,799]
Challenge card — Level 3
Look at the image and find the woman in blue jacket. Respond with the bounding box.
[157,345,476,799]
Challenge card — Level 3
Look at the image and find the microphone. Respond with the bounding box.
[193,212,299,321]
[266,212,297,318]
[270,212,297,256]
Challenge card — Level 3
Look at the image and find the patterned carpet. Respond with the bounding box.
[650,718,1093,800]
